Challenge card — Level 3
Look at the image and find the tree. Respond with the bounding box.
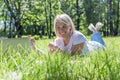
[108,0,114,36]
[4,0,23,38]
[113,0,120,36]
[75,0,84,30]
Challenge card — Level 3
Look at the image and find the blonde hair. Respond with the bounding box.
[54,14,75,36]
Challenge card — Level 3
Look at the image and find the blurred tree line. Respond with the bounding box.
[0,0,119,38]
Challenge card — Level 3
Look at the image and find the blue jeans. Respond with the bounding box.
[91,32,105,46]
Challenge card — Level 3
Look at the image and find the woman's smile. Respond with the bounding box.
[55,22,71,38]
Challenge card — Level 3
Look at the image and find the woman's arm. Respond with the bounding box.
[71,42,85,55]
[28,35,43,53]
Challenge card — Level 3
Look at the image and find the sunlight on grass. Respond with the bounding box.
[0,37,120,80]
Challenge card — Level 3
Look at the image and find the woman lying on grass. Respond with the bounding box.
[29,14,105,55]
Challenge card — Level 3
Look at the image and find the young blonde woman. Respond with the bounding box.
[48,14,105,55]
[29,14,105,55]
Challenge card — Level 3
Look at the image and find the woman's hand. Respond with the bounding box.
[28,35,36,50]
[48,42,58,52]
[28,35,43,53]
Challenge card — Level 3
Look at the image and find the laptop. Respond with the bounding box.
[0,38,31,51]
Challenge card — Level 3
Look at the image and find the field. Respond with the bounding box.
[0,37,120,80]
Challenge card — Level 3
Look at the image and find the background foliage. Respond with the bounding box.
[0,0,120,38]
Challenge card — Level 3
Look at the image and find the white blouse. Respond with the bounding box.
[52,30,104,54]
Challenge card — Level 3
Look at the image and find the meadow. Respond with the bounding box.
[0,36,120,80]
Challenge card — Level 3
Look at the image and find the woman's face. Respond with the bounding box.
[55,22,72,39]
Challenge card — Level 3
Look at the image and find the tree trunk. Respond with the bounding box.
[76,0,80,30]
[49,0,52,38]
[45,1,49,38]
[4,0,22,38]
[109,0,114,36]
[3,10,7,33]
[15,20,23,38]
[114,1,119,36]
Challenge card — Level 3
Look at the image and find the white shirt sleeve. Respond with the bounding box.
[72,32,87,45]
[53,37,64,50]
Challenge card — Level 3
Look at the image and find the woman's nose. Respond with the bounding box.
[59,28,65,32]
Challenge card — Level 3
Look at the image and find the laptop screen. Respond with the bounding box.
[0,38,31,51]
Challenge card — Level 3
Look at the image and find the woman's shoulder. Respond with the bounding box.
[73,30,84,35]
[72,30,87,38]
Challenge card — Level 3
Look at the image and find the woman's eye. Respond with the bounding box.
[62,26,65,28]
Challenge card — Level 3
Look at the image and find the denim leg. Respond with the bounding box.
[91,32,105,46]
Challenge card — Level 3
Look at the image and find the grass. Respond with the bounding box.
[0,37,120,80]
